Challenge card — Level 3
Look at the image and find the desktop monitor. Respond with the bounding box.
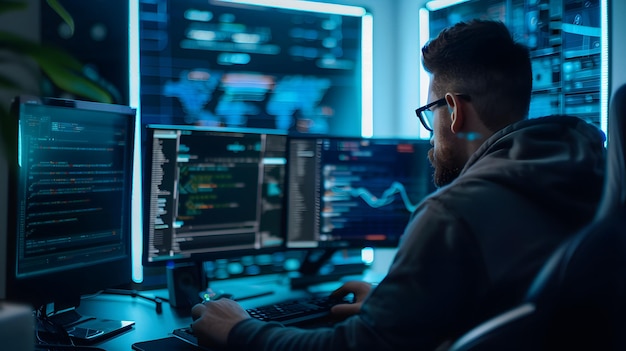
[138,0,369,135]
[1,96,136,311]
[142,124,288,266]
[285,136,436,249]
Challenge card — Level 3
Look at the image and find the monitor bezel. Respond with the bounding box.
[284,134,435,250]
[137,0,371,136]
[141,124,289,267]
[2,95,136,310]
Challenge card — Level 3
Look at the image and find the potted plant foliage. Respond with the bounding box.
[0,0,112,151]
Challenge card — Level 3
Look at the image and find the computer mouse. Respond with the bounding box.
[210,293,234,301]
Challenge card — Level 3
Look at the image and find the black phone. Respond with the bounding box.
[67,318,134,343]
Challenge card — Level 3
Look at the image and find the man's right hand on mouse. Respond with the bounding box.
[329,280,372,317]
[191,298,251,347]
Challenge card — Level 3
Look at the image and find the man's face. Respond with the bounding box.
[426,83,465,188]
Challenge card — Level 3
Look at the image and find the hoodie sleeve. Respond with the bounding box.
[227,198,486,351]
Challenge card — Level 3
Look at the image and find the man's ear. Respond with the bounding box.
[445,93,464,134]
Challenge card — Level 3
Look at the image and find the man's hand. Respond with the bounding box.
[191,298,251,347]
[329,280,372,317]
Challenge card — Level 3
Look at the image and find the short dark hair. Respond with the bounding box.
[421,20,532,131]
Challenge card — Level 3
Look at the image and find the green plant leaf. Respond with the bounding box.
[46,0,74,35]
[0,74,22,90]
[0,31,112,102]
[0,0,26,15]
[0,1,112,104]
[0,31,82,71]
[38,60,113,103]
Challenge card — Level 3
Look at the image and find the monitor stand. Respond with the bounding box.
[289,248,367,290]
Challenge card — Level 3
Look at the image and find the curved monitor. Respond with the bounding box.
[285,135,436,249]
[1,96,136,310]
[142,124,287,265]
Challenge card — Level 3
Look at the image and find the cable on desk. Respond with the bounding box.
[101,289,169,314]
[34,306,75,346]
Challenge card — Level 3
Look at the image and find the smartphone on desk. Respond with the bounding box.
[64,318,135,345]
[132,337,215,351]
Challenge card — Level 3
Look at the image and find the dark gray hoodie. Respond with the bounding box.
[229,115,606,351]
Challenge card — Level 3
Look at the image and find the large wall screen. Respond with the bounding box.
[139,0,369,135]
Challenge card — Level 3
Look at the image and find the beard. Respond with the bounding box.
[428,146,463,188]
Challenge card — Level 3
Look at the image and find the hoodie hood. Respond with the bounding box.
[459,115,606,230]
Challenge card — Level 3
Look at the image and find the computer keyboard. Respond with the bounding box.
[245,295,349,325]
[173,294,351,346]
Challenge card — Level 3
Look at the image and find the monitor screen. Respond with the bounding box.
[286,136,436,249]
[427,0,604,130]
[138,0,368,135]
[142,125,287,265]
[1,96,136,309]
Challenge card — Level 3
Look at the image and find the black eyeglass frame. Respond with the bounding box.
[415,94,471,132]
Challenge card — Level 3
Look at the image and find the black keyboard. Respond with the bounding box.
[173,294,351,346]
[246,295,347,325]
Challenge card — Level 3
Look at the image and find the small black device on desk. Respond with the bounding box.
[34,344,109,351]
[132,337,214,351]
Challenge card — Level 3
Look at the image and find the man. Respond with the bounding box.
[190,20,606,350]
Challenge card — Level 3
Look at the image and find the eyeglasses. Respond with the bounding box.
[415,94,471,132]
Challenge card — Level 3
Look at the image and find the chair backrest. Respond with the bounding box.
[448,83,626,351]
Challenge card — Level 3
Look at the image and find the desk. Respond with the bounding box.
[76,274,344,350]
[75,261,390,351]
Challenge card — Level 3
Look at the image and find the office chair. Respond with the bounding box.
[448,83,626,351]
